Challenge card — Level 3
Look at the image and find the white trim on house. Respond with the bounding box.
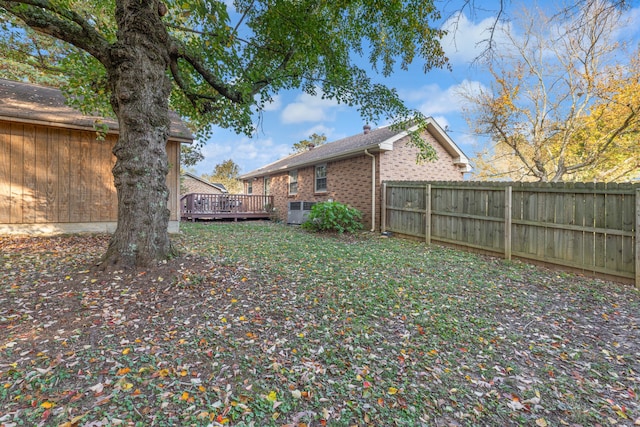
[424,118,471,171]
[263,176,271,195]
[314,164,327,193]
[289,170,298,195]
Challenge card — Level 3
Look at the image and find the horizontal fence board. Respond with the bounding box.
[512,219,634,237]
[383,181,639,285]
[432,210,503,223]
[432,235,500,254]
[384,181,637,194]
[510,249,635,279]
[387,206,426,214]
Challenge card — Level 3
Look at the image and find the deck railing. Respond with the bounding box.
[180,193,274,220]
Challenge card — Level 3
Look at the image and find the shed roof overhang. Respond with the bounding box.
[0,79,193,143]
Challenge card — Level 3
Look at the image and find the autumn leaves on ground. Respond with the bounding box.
[1,221,638,427]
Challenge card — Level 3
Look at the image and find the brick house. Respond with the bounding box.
[239,118,470,230]
[181,172,228,195]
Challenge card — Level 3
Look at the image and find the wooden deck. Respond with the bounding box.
[180,193,274,221]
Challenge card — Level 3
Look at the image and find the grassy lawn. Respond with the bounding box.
[0,221,638,426]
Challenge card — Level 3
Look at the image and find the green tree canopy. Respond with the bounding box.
[181,145,204,168]
[202,159,243,194]
[211,159,240,180]
[292,133,327,153]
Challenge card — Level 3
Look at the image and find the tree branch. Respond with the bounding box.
[168,55,228,114]
[231,0,255,42]
[169,35,298,106]
[1,0,111,66]
[169,40,245,104]
[492,121,544,180]
[250,47,297,93]
[564,106,638,173]
[9,48,65,73]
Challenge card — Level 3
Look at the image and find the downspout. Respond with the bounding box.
[364,149,376,232]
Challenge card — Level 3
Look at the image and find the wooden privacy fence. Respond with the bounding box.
[382,181,640,286]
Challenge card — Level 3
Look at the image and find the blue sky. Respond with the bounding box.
[189,1,640,177]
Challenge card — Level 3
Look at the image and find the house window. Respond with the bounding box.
[247,180,253,194]
[264,176,271,195]
[315,164,327,192]
[289,170,298,195]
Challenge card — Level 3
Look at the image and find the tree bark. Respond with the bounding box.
[100,0,176,268]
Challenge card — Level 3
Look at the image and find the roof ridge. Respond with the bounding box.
[239,125,402,179]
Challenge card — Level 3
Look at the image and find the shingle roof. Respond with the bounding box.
[182,172,228,193]
[240,125,406,179]
[0,78,193,142]
[240,119,470,179]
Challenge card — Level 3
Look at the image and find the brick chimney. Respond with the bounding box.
[363,124,371,134]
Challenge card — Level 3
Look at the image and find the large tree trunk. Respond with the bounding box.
[100,0,176,268]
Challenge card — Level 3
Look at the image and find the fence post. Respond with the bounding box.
[381,182,387,233]
[505,186,512,260]
[636,188,639,288]
[425,184,431,245]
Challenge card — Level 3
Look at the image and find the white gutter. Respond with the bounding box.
[364,149,376,232]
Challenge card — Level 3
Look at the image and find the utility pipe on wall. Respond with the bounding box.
[364,149,376,232]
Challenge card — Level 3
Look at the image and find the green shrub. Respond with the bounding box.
[301,201,363,233]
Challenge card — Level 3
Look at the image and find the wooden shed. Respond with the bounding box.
[0,78,193,235]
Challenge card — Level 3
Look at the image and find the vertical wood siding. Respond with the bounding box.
[166,140,179,222]
[0,120,181,225]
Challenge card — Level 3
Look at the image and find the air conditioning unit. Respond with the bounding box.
[287,201,316,225]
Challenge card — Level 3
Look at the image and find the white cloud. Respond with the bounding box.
[451,131,482,158]
[402,83,441,104]
[200,141,232,160]
[260,95,282,112]
[197,135,291,175]
[281,92,340,124]
[624,6,640,34]
[444,5,640,68]
[403,80,486,117]
[432,115,450,131]
[610,5,640,47]
[441,12,511,65]
[455,79,486,100]
[301,124,335,139]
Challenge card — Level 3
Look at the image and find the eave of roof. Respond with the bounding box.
[240,118,471,179]
[239,125,407,179]
[0,78,193,143]
[424,119,471,172]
